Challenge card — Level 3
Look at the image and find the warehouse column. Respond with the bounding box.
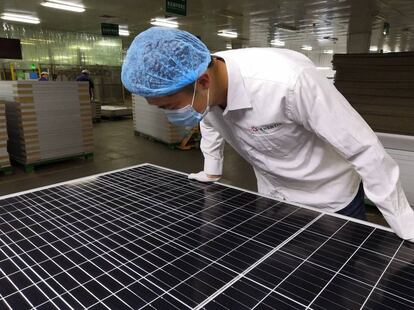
[347,0,376,53]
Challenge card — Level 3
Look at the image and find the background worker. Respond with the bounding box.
[76,69,95,100]
[38,71,49,81]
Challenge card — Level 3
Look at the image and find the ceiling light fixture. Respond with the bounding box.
[119,29,130,36]
[270,39,285,47]
[226,43,232,49]
[217,30,238,39]
[301,45,312,51]
[150,18,179,28]
[41,0,85,13]
[119,26,130,37]
[323,49,334,54]
[0,13,40,24]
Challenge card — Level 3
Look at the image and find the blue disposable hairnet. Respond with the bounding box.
[121,27,211,97]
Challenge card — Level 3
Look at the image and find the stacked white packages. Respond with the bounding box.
[0,102,11,169]
[0,81,93,164]
[101,105,132,118]
[132,95,188,144]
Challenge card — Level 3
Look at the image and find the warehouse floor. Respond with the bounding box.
[0,118,387,227]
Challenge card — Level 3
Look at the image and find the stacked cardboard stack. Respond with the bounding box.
[0,81,93,165]
[333,52,414,135]
[0,102,11,170]
[92,100,101,121]
[132,95,188,144]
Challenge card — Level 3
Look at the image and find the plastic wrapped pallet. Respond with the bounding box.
[132,95,188,144]
[0,81,93,165]
[0,102,11,170]
[101,105,132,118]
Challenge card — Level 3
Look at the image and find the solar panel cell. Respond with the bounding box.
[310,274,372,310]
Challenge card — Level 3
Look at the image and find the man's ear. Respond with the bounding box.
[196,73,210,89]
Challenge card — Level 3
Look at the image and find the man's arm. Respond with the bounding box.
[198,116,225,178]
[288,67,414,241]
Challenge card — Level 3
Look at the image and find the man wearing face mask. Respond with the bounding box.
[163,78,211,128]
[121,27,414,242]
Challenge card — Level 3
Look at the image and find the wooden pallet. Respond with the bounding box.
[12,152,94,173]
[101,115,132,121]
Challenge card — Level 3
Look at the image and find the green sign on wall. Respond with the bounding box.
[166,0,186,16]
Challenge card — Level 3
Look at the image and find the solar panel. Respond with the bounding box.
[0,164,413,309]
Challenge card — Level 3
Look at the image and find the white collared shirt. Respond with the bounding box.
[200,48,414,241]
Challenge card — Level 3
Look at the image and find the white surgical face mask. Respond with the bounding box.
[164,82,210,127]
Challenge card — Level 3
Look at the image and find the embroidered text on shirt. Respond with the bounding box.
[250,123,282,134]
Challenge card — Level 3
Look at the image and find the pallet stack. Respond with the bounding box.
[0,101,11,174]
[0,81,94,171]
[92,100,101,122]
[333,52,414,135]
[132,95,188,145]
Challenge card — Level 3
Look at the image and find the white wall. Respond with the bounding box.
[376,132,414,206]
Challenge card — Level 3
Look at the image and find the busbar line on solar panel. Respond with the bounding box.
[0,164,413,310]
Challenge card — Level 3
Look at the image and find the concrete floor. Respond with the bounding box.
[0,118,387,227]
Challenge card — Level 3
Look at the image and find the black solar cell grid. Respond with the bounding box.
[0,164,413,309]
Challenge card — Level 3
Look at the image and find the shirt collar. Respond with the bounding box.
[213,51,252,116]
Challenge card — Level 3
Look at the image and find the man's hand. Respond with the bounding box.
[188,171,221,182]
